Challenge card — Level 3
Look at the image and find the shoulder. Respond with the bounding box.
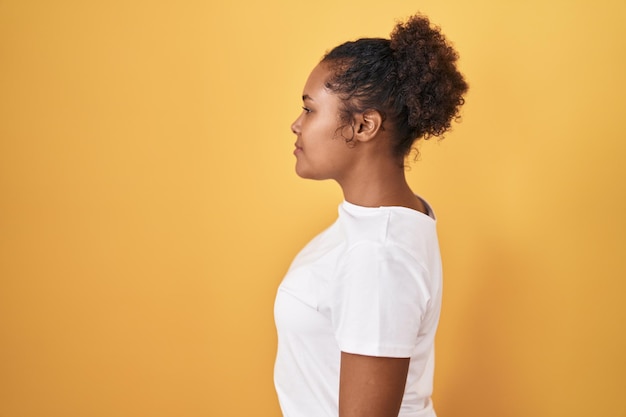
[338,201,439,262]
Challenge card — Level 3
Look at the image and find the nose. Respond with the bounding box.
[291,114,301,135]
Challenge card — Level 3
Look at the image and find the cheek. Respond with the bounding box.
[308,119,339,141]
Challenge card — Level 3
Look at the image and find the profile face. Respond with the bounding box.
[291,64,358,181]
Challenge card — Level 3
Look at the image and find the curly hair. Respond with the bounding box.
[321,14,468,157]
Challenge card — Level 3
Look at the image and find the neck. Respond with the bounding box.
[336,156,425,213]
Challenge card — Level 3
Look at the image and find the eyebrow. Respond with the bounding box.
[302,94,314,102]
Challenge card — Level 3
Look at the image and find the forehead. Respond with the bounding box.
[303,63,331,96]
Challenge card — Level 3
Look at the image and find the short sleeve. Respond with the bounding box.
[330,241,432,358]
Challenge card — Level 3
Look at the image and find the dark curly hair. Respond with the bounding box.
[321,14,468,157]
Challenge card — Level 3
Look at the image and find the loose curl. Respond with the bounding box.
[321,14,468,157]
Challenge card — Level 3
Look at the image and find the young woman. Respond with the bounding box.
[274,13,468,417]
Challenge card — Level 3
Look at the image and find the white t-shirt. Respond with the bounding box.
[274,199,442,417]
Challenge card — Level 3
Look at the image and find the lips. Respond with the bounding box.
[294,143,303,154]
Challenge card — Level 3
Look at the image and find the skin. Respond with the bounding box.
[291,63,426,213]
[291,63,425,417]
[340,353,410,417]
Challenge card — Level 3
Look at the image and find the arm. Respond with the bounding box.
[339,352,410,417]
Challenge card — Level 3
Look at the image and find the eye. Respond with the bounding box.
[302,106,312,113]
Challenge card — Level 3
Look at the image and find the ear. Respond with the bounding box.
[353,109,383,143]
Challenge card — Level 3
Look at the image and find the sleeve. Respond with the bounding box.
[330,241,432,358]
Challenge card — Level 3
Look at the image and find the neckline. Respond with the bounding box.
[341,197,436,221]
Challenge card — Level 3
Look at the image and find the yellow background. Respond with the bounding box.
[1,1,625,416]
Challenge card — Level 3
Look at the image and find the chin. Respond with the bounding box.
[295,169,313,180]
[294,163,308,179]
[295,166,322,180]
[295,161,335,181]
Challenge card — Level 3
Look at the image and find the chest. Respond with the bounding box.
[274,223,345,334]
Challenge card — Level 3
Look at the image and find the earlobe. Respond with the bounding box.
[354,109,383,143]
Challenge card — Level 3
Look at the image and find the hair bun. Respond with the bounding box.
[390,14,468,138]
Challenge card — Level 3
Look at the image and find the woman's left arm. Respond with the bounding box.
[339,351,410,417]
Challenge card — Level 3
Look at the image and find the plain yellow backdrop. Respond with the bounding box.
[1,1,625,416]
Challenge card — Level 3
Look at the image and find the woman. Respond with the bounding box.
[274,13,468,417]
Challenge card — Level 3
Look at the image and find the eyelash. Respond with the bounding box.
[302,106,312,113]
